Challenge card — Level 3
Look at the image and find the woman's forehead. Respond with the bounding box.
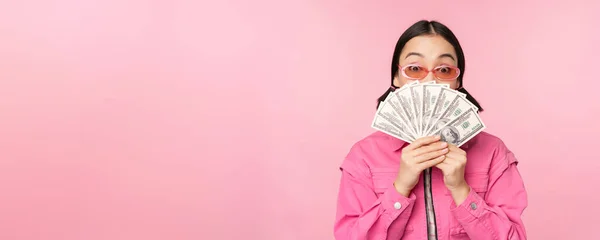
[401,35,457,60]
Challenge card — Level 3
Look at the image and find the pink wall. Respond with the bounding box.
[0,0,599,239]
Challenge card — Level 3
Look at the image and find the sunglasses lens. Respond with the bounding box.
[434,66,459,80]
[403,65,428,79]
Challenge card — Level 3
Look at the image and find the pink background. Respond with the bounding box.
[1,0,599,239]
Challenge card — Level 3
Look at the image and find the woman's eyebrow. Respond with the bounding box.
[404,52,456,62]
[404,52,424,59]
[438,53,456,61]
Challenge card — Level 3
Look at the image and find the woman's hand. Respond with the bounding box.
[394,136,448,197]
[435,143,470,205]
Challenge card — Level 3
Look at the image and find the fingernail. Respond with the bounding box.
[441,142,447,147]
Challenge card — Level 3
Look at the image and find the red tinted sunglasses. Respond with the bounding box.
[398,64,460,81]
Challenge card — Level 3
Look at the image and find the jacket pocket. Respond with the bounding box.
[465,172,489,198]
[444,172,489,197]
[370,168,397,194]
[449,227,470,239]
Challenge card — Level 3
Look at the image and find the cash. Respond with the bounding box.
[371,81,485,147]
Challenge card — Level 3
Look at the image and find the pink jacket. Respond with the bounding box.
[334,131,527,240]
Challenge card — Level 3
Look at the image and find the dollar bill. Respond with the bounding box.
[426,94,475,136]
[376,92,417,141]
[421,83,449,137]
[423,87,461,135]
[371,114,414,143]
[409,84,424,136]
[394,86,419,136]
[381,85,419,137]
[429,107,486,147]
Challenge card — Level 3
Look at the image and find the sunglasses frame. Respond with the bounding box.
[398,63,461,81]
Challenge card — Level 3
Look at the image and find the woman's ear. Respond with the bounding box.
[392,75,401,88]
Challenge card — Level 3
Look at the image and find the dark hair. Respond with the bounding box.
[376,20,483,112]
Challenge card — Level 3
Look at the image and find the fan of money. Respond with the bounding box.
[372,81,486,147]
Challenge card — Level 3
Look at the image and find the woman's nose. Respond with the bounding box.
[421,71,435,82]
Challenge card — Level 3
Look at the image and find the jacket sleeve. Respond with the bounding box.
[333,151,416,240]
[451,149,528,240]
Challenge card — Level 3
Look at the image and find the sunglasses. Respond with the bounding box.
[398,63,460,81]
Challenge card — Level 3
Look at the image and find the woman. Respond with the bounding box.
[333,20,527,240]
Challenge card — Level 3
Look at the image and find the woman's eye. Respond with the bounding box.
[408,66,421,72]
[438,67,449,73]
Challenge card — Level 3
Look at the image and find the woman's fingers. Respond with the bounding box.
[445,147,467,163]
[447,144,466,155]
[415,147,449,163]
[434,160,450,171]
[412,141,448,157]
[444,151,462,160]
[404,136,441,151]
[420,155,446,169]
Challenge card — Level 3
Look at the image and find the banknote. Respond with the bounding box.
[423,87,461,135]
[393,84,419,135]
[429,107,486,147]
[409,84,424,136]
[421,83,449,137]
[371,81,486,146]
[371,113,414,143]
[376,92,417,141]
[381,84,419,137]
[426,94,474,136]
